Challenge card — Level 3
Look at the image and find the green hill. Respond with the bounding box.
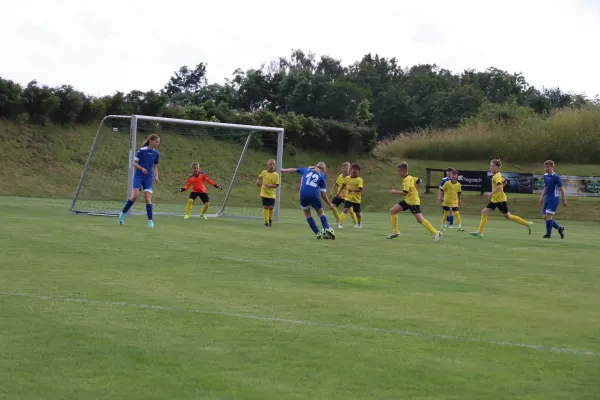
[1,119,599,221]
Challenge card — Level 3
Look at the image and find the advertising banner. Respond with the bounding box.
[487,172,534,194]
[533,175,600,197]
[456,170,489,192]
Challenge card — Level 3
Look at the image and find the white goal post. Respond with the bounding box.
[70,114,285,220]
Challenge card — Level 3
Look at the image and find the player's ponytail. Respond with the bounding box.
[143,134,160,147]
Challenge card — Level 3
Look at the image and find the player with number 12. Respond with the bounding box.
[280,162,336,239]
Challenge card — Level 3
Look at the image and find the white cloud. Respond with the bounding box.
[2,0,599,97]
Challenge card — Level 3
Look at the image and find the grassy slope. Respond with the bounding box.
[1,119,599,220]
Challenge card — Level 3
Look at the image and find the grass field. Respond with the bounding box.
[1,197,599,399]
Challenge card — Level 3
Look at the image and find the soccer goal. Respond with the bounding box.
[70,114,285,220]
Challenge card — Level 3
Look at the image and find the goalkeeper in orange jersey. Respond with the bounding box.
[256,159,280,227]
[329,162,358,226]
[175,162,223,220]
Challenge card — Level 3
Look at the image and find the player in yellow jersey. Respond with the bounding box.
[387,162,442,243]
[470,159,532,238]
[329,162,358,226]
[336,163,363,228]
[440,170,464,231]
[256,159,280,227]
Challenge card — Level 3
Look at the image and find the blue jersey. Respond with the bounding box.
[543,173,563,199]
[134,146,159,176]
[439,176,450,189]
[297,168,326,198]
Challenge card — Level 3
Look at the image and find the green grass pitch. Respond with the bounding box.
[1,197,599,399]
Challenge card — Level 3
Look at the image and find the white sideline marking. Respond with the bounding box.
[218,256,305,264]
[2,291,598,357]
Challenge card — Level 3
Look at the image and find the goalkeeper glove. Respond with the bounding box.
[174,187,185,193]
[215,184,223,190]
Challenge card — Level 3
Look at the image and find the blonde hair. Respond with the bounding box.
[544,160,555,167]
[191,162,200,168]
[315,161,326,172]
[396,161,408,169]
[491,159,502,168]
[342,162,351,168]
[143,134,160,147]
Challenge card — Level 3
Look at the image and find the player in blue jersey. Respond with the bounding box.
[438,167,455,228]
[118,134,160,228]
[539,160,567,239]
[280,162,336,239]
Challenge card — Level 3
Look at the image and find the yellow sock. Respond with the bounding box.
[442,210,449,226]
[263,208,269,223]
[340,212,348,224]
[421,219,438,235]
[349,208,358,224]
[332,207,340,220]
[268,208,274,220]
[478,214,488,233]
[509,214,529,226]
[185,199,193,215]
[201,202,210,216]
[391,214,399,233]
[455,211,461,225]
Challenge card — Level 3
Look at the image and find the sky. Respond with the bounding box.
[2,0,599,98]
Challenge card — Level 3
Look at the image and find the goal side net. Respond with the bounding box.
[70,114,284,220]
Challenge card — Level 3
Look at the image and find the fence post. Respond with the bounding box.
[426,168,431,194]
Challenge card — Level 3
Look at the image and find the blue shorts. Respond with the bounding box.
[133,173,153,193]
[300,196,323,210]
[543,198,559,215]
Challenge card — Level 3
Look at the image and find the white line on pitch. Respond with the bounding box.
[2,291,598,357]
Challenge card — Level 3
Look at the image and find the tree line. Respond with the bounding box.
[0,49,596,154]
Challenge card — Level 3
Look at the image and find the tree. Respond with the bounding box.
[355,99,374,126]
[164,63,208,97]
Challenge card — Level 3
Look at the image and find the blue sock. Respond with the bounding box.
[320,214,330,229]
[306,217,319,234]
[552,220,561,230]
[122,199,134,213]
[545,219,553,236]
[448,216,454,225]
[146,204,153,221]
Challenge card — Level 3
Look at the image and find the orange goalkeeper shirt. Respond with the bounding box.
[184,173,216,193]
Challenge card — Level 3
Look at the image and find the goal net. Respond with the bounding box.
[70,114,284,220]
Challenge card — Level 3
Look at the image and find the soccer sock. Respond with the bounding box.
[339,212,348,224]
[421,219,438,235]
[391,214,399,233]
[320,214,330,229]
[185,199,193,216]
[146,203,153,221]
[448,215,454,225]
[201,202,210,216]
[545,219,553,236]
[356,213,362,223]
[349,208,358,224]
[552,220,561,230]
[268,208,274,220]
[306,216,320,234]
[332,207,340,220]
[442,210,449,226]
[455,212,462,226]
[509,214,529,226]
[263,208,270,223]
[478,214,488,233]
[122,199,134,213]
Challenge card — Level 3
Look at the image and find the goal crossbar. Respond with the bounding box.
[70,114,285,221]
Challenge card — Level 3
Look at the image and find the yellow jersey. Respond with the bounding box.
[335,174,347,198]
[402,175,421,205]
[491,172,507,203]
[258,170,279,199]
[441,180,462,207]
[343,176,363,203]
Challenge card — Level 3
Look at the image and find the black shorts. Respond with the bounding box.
[398,200,421,214]
[486,201,509,214]
[332,196,345,207]
[190,192,209,203]
[261,197,276,207]
[344,200,361,213]
[442,206,459,211]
